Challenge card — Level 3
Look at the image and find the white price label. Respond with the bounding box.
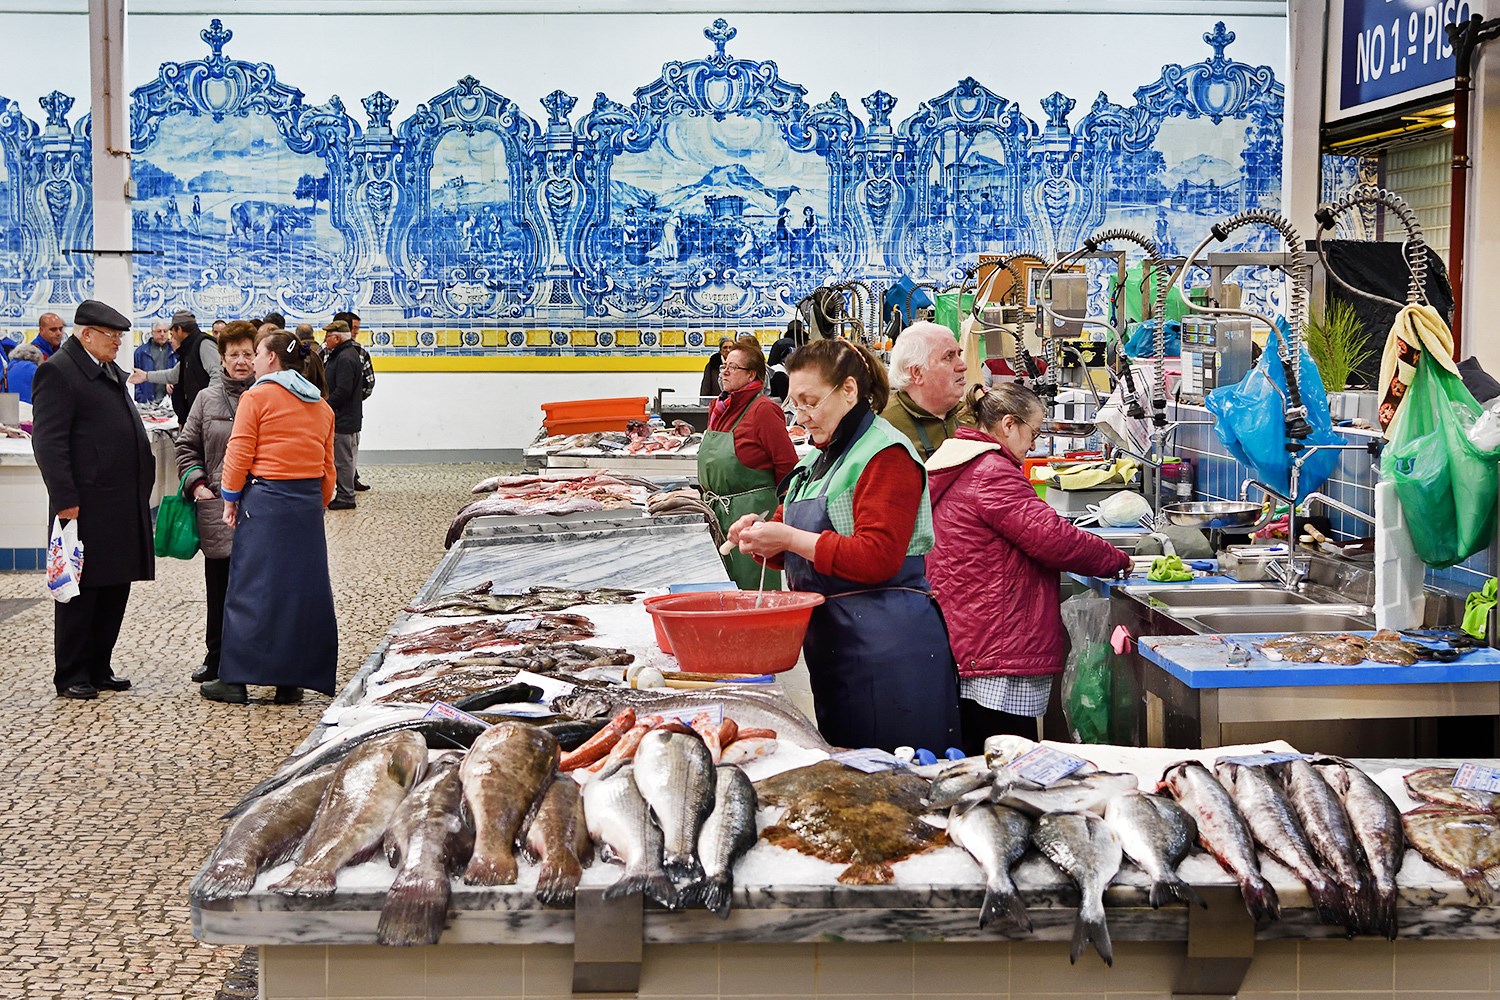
[649,703,724,726]
[1011,746,1088,786]
[831,748,907,773]
[514,669,575,701]
[1452,763,1500,793]
[1215,752,1308,768]
[423,701,490,727]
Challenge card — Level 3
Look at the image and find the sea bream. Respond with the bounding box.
[1160,762,1279,921]
[269,731,428,898]
[1103,792,1205,910]
[378,754,474,947]
[460,721,560,886]
[948,802,1033,932]
[1313,757,1404,939]
[633,728,716,883]
[1272,758,1370,932]
[523,776,593,907]
[583,763,679,908]
[195,764,337,902]
[1032,812,1122,966]
[688,764,759,918]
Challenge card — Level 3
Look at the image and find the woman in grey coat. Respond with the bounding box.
[174,322,256,683]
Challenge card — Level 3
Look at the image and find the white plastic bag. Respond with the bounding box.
[46,516,83,603]
[1468,397,1500,452]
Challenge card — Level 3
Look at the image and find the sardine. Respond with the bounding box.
[1214,761,1342,926]
[196,764,337,902]
[994,770,1139,817]
[1273,759,1369,933]
[460,721,559,885]
[948,802,1033,932]
[1402,805,1500,903]
[1314,757,1404,939]
[523,777,593,907]
[1404,767,1500,813]
[378,755,474,946]
[1160,762,1279,921]
[1103,792,1205,910]
[688,764,758,918]
[583,763,678,908]
[1032,812,1121,966]
[633,728,715,883]
[270,731,428,898]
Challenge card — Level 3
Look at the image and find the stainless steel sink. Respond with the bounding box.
[1180,607,1375,634]
[1121,584,1318,609]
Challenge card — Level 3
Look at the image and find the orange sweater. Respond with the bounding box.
[220,381,337,507]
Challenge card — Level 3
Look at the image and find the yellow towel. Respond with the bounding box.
[1038,457,1141,490]
[1377,304,1459,423]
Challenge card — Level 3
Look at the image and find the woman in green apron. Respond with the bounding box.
[699,336,799,589]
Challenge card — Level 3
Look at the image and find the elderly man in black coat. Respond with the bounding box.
[31,299,154,700]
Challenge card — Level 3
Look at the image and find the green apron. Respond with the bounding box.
[699,397,782,590]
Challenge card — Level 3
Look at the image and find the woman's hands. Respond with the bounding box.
[726,512,764,548]
[221,500,237,527]
[736,518,800,559]
[192,484,215,502]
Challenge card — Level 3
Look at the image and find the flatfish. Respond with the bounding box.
[1403,805,1500,903]
[1404,767,1500,814]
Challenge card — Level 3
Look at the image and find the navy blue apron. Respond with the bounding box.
[781,431,961,753]
[218,477,338,693]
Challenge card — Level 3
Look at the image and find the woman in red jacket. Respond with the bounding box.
[926,383,1130,754]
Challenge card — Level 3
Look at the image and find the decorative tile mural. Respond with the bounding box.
[0,17,1289,354]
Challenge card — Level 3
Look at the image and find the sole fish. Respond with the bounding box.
[633,729,715,883]
[1161,762,1279,921]
[1403,805,1500,903]
[1103,792,1205,910]
[378,755,474,947]
[1314,757,1404,939]
[584,763,679,908]
[196,764,337,902]
[1032,812,1122,966]
[523,777,593,907]
[270,731,428,898]
[1404,767,1500,813]
[1273,758,1369,933]
[688,764,758,918]
[1214,761,1343,927]
[948,802,1033,932]
[460,721,560,886]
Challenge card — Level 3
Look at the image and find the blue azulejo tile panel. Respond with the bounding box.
[0,18,1290,347]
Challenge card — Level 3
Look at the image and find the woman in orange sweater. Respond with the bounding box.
[200,331,337,705]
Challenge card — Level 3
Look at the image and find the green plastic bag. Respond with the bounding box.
[1060,594,1113,744]
[154,472,201,560]
[1386,355,1500,569]
[1110,262,1191,326]
[932,292,974,337]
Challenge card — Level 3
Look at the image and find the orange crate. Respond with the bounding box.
[540,396,649,435]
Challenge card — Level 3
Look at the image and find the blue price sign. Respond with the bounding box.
[1337,0,1474,114]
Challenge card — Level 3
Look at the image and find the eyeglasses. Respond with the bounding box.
[1017,418,1044,444]
[790,385,840,417]
[721,364,755,374]
[86,328,125,341]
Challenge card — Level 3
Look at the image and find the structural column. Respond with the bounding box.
[1464,38,1500,374]
[1283,0,1328,239]
[88,0,133,338]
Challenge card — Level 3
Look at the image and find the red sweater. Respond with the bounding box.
[765,446,923,584]
[708,389,799,483]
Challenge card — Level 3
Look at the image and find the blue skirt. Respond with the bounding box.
[218,477,337,693]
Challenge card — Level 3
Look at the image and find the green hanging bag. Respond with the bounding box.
[154,470,201,560]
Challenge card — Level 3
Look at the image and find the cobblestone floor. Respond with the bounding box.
[0,464,500,1000]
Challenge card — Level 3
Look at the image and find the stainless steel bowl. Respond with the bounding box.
[1159,501,1268,530]
[1041,420,1096,437]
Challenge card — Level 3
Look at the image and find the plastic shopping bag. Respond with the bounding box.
[1060,594,1114,745]
[154,473,201,560]
[1385,354,1500,568]
[1205,318,1340,502]
[47,516,83,603]
[1123,319,1181,359]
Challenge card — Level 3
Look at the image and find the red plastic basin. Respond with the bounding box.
[644,591,824,673]
[642,594,681,654]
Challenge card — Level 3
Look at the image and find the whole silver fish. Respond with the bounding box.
[1313,757,1404,939]
[196,764,337,902]
[1032,812,1121,966]
[925,758,995,809]
[1214,761,1343,927]
[378,755,474,946]
[1103,792,1205,910]
[583,763,679,909]
[633,728,715,883]
[688,764,758,918]
[948,802,1033,932]
[270,731,428,898]
[1273,758,1369,933]
[1161,762,1279,921]
[460,721,559,886]
[993,770,1139,817]
[523,777,593,907]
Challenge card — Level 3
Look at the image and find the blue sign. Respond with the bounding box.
[1340,0,1473,112]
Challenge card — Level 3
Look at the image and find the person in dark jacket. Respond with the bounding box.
[30,299,153,700]
[131,320,174,404]
[4,342,45,403]
[128,310,219,422]
[766,319,807,403]
[699,336,735,398]
[322,319,364,510]
[926,383,1130,753]
[333,310,373,492]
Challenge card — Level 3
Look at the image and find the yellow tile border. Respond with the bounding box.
[370,355,707,372]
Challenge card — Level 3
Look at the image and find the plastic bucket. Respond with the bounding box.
[644,591,824,673]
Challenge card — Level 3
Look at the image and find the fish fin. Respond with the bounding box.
[836,861,894,885]
[688,875,734,919]
[1461,872,1495,906]
[376,872,451,947]
[1240,875,1280,922]
[1070,906,1112,967]
[1342,879,1373,936]
[1149,876,1206,911]
[1372,885,1399,941]
[604,870,679,909]
[534,853,584,908]
[1305,875,1345,928]
[195,858,258,902]
[268,865,337,899]
[462,850,518,887]
[978,885,1031,933]
[662,852,703,884]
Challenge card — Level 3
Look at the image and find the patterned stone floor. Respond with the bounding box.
[0,464,499,1000]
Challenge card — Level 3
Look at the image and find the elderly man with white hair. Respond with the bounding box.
[880,320,971,462]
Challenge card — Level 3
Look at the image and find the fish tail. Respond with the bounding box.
[1240,874,1281,922]
[376,873,451,947]
[461,848,517,887]
[1372,884,1399,941]
[1149,875,1206,910]
[978,883,1031,933]
[1305,874,1345,928]
[1461,873,1495,906]
[534,854,584,908]
[662,852,703,884]
[1070,901,1112,967]
[604,870,680,910]
[268,865,337,899]
[1343,879,1374,936]
[195,858,258,901]
[690,875,734,919]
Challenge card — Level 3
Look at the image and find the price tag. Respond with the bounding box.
[649,703,724,726]
[514,669,575,701]
[1011,746,1088,786]
[424,701,490,727]
[831,748,907,772]
[1215,752,1308,767]
[1452,763,1500,793]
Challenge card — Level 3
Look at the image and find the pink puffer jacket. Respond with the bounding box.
[926,427,1131,678]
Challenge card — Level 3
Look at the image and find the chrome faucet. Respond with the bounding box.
[1301,491,1377,528]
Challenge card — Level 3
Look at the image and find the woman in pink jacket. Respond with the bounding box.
[927,383,1130,753]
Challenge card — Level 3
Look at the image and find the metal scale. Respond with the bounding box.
[1175,256,1257,404]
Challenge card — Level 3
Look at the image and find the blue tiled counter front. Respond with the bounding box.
[1139,633,1500,689]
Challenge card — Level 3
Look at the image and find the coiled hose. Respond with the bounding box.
[1314,184,1428,309]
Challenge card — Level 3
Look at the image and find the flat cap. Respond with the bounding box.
[323,319,350,334]
[73,299,131,331]
[170,309,197,327]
